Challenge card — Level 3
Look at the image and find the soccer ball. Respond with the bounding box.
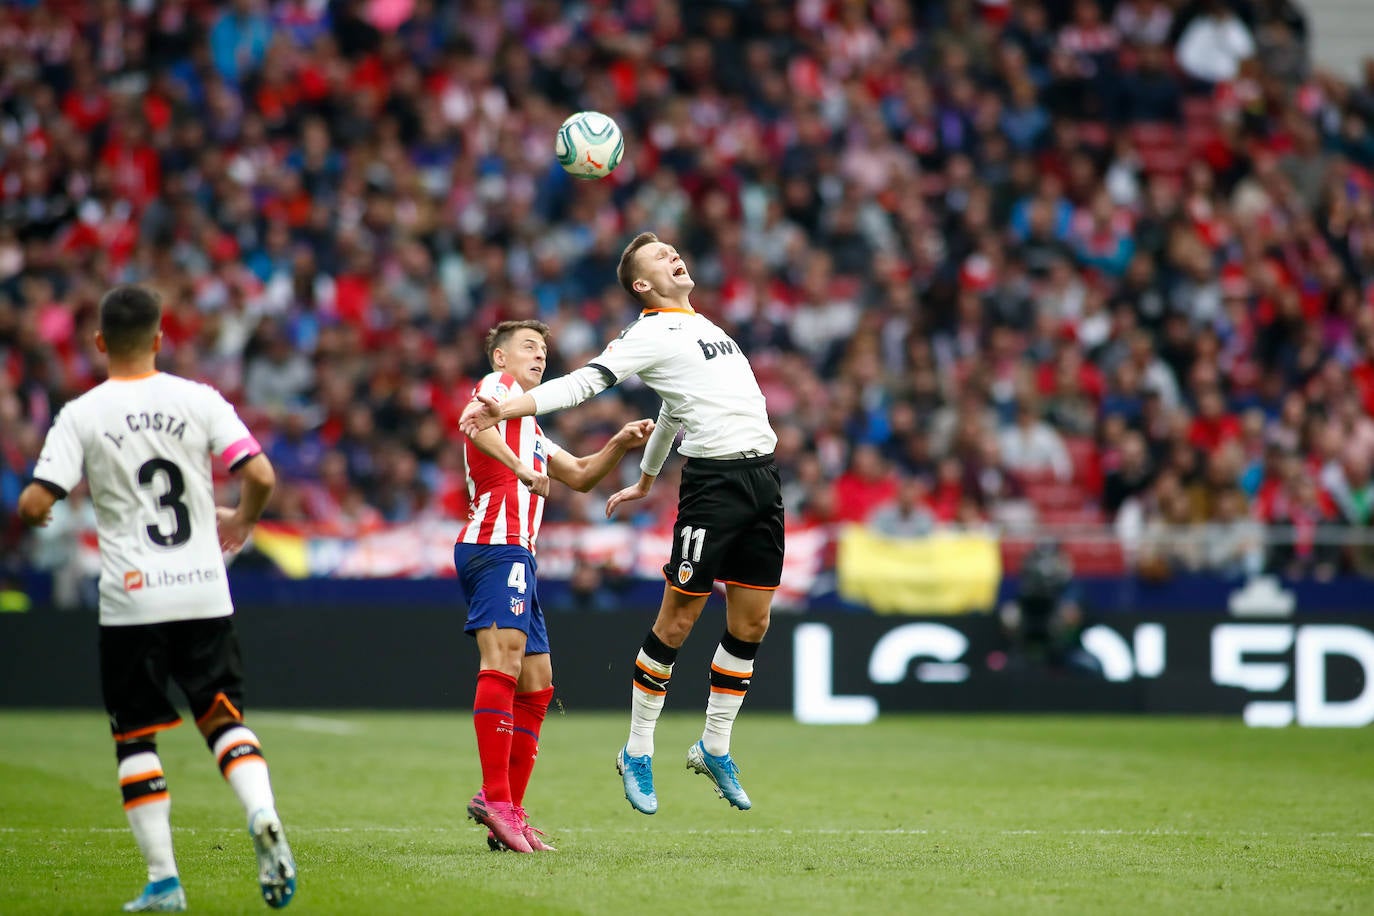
[555,111,624,180]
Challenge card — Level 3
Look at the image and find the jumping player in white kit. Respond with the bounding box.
[462,232,784,816]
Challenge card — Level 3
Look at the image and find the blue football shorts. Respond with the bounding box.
[453,542,549,655]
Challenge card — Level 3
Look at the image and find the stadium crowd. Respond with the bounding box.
[2,0,1374,583]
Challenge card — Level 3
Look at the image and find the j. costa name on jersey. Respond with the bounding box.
[114,411,189,442]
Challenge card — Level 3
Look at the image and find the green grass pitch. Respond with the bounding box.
[1,710,1370,914]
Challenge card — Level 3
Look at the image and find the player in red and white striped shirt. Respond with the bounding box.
[455,319,653,853]
[457,366,556,553]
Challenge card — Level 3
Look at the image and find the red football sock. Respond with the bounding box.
[473,669,518,804]
[509,687,554,807]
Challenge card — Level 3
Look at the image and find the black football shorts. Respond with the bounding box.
[663,453,785,595]
[100,616,246,742]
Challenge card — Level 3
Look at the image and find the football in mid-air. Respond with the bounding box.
[555,111,624,180]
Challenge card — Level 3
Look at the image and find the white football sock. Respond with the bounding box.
[211,726,276,821]
[702,642,755,756]
[118,751,177,882]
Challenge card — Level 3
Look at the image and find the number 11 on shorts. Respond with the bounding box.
[680,526,705,562]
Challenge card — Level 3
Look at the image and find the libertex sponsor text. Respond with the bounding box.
[123,567,221,591]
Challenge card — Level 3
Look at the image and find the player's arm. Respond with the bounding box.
[465,426,551,497]
[460,365,609,434]
[217,453,276,552]
[547,419,655,493]
[606,405,681,517]
[461,332,658,435]
[17,482,60,527]
[19,405,84,527]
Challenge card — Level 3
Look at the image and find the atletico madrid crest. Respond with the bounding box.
[509,595,526,616]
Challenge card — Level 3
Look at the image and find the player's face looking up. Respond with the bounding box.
[492,328,548,390]
[631,242,694,302]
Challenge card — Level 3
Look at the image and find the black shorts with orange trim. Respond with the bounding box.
[100,617,245,741]
[662,454,786,595]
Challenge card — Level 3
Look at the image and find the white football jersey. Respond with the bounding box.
[587,308,777,459]
[32,372,261,626]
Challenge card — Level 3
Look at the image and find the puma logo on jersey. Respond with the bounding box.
[697,339,740,360]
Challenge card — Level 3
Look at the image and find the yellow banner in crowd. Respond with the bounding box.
[837,527,1002,615]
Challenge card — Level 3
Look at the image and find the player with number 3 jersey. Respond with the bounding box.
[17,285,296,913]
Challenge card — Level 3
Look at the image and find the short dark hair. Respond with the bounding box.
[99,285,162,357]
[484,319,550,367]
[617,231,660,303]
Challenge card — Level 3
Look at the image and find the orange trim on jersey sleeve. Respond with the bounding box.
[710,663,752,679]
[112,719,181,742]
[123,792,169,810]
[720,580,781,591]
[119,769,165,788]
[195,691,243,726]
[709,686,748,697]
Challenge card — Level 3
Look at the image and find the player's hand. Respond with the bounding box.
[606,478,652,518]
[216,506,255,553]
[613,419,655,449]
[517,467,551,497]
[459,394,502,437]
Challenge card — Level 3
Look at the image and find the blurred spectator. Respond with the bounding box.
[831,443,898,524]
[1175,0,1256,86]
[1103,430,1156,518]
[1137,488,1206,578]
[210,0,273,85]
[999,398,1073,481]
[868,475,937,538]
[1202,487,1264,578]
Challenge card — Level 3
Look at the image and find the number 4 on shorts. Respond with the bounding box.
[507,562,526,594]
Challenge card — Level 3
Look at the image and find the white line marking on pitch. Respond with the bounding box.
[248,713,362,735]
[3,827,1370,838]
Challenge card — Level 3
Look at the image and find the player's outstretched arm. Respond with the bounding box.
[16,482,59,527]
[464,425,551,497]
[460,365,615,436]
[606,472,656,518]
[460,391,535,435]
[605,404,678,517]
[218,453,276,552]
[548,419,655,493]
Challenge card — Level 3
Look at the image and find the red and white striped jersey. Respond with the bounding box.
[457,371,563,554]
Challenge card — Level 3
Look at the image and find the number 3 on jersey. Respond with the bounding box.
[137,458,191,548]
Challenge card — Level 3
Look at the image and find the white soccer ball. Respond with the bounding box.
[555,111,624,180]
